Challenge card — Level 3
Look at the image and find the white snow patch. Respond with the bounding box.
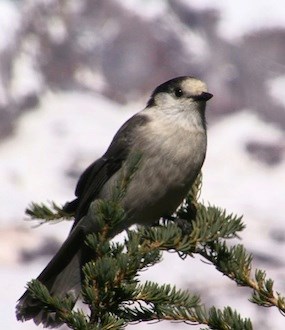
[10,51,44,100]
[117,0,168,19]
[0,91,137,226]
[181,0,285,39]
[0,1,20,51]
[202,111,285,255]
[268,75,285,107]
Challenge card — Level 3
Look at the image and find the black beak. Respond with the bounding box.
[192,92,213,101]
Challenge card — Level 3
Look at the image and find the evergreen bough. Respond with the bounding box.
[24,173,285,329]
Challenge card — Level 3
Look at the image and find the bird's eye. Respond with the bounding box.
[174,88,183,97]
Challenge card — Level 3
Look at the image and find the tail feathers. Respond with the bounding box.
[16,222,87,328]
[16,252,81,328]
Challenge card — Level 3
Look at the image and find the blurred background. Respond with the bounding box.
[1,0,285,329]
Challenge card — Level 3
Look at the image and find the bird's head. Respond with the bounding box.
[147,76,213,130]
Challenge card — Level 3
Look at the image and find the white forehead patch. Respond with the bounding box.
[181,78,208,95]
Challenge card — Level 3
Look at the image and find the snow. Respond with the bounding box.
[188,0,285,39]
[268,75,285,107]
[121,0,285,39]
[10,50,44,100]
[203,111,284,216]
[0,1,20,51]
[121,0,285,37]
[202,111,285,259]
[0,91,136,225]
[118,0,168,19]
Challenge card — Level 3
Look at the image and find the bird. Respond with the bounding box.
[16,76,213,327]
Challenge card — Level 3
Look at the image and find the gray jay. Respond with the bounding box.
[16,76,212,327]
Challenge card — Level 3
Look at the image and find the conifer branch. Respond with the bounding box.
[23,172,285,329]
[80,227,252,329]
[25,201,73,223]
[196,242,285,314]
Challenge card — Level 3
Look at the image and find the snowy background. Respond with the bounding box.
[0,0,285,329]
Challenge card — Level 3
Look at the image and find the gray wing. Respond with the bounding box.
[64,113,148,227]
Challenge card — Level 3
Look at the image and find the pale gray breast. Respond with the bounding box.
[119,118,207,225]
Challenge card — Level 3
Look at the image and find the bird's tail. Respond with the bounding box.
[16,223,86,328]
